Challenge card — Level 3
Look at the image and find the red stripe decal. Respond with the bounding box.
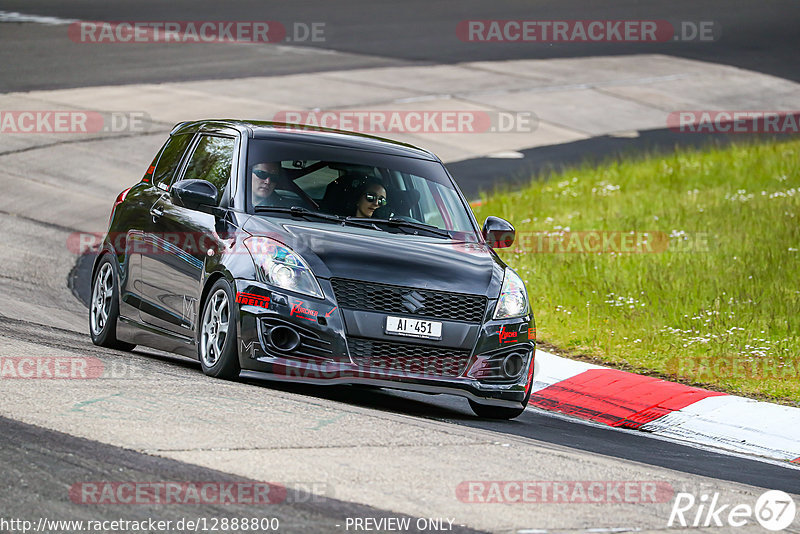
[529,369,726,429]
[147,165,155,174]
[791,458,800,464]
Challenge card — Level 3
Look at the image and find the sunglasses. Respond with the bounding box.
[253,169,279,181]
[363,192,387,206]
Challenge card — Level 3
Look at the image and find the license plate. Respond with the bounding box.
[385,316,442,340]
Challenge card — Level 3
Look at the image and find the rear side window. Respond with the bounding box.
[152,133,193,187]
[181,135,237,204]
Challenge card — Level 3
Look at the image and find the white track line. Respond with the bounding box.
[0,11,77,25]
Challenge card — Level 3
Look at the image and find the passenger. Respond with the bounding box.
[352,179,387,218]
[251,162,290,207]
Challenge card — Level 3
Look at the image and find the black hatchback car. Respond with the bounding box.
[90,120,535,419]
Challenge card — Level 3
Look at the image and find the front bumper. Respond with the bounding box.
[234,279,536,407]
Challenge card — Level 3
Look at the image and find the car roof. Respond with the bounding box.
[171,119,439,161]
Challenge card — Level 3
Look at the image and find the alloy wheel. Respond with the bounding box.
[90,263,113,336]
[200,289,230,368]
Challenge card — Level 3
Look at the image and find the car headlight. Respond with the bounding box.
[243,236,323,299]
[493,267,530,319]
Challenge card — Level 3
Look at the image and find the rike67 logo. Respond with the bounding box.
[668,490,796,531]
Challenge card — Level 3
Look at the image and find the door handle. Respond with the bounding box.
[150,195,168,220]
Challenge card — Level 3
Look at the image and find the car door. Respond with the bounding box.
[138,133,238,336]
[124,131,195,320]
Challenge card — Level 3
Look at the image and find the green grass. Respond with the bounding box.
[472,140,800,403]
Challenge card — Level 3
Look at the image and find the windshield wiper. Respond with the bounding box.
[254,206,339,222]
[254,206,379,229]
[360,217,452,238]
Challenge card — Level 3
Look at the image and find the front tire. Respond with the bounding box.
[468,400,527,420]
[469,375,533,420]
[89,256,136,351]
[199,278,240,379]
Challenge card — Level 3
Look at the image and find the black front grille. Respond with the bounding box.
[348,337,471,377]
[330,278,487,322]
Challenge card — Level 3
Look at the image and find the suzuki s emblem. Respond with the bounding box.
[402,291,426,314]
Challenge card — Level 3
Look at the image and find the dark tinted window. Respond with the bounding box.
[245,140,478,238]
[152,133,193,186]
[182,135,236,204]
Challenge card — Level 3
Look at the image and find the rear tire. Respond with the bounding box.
[198,278,240,379]
[89,256,136,351]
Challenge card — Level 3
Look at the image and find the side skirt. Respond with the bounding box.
[117,315,198,359]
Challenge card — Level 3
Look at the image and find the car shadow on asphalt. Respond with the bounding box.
[114,344,800,494]
[241,377,480,420]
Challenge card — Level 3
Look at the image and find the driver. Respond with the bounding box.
[251,162,292,207]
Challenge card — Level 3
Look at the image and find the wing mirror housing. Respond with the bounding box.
[170,179,218,213]
[482,216,515,248]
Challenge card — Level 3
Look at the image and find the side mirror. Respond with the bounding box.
[482,216,515,248]
[170,179,218,212]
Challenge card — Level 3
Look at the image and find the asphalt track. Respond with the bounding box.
[2,2,800,532]
[1,0,799,92]
[0,415,485,534]
[68,240,800,495]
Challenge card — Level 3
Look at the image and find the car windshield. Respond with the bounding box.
[246,138,479,240]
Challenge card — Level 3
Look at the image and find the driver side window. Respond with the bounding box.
[180,135,236,205]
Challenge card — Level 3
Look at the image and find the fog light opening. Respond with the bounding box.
[502,352,525,378]
[267,325,301,352]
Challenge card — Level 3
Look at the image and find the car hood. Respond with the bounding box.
[241,216,505,297]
